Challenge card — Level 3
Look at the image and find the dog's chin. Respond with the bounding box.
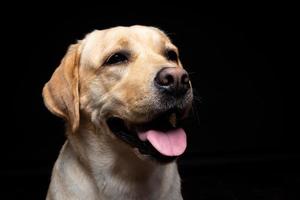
[106,108,189,164]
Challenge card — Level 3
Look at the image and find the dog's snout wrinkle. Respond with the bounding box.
[154,67,190,96]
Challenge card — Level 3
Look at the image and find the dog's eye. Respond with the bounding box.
[165,49,178,62]
[105,52,129,65]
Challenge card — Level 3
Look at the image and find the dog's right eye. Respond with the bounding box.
[105,52,129,65]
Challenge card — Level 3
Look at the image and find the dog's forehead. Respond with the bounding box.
[80,26,174,67]
[91,25,170,45]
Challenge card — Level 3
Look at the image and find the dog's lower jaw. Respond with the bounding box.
[47,125,183,200]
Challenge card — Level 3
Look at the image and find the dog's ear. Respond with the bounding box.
[43,43,81,133]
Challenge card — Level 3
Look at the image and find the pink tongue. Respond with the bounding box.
[138,128,187,156]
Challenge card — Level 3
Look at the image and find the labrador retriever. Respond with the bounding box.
[43,25,193,200]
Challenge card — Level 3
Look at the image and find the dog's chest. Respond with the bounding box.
[94,166,182,200]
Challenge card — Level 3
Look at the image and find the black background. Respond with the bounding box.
[2,4,296,200]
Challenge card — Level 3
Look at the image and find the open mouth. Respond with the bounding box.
[106,109,188,163]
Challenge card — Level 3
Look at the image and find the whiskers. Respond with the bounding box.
[186,70,202,126]
[191,89,202,126]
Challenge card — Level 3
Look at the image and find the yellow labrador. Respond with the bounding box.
[43,25,193,200]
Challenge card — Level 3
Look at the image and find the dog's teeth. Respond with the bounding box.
[169,113,177,128]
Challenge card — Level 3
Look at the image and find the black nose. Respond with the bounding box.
[154,67,190,96]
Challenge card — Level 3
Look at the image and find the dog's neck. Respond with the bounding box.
[62,122,181,199]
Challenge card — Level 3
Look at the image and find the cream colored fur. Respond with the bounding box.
[43,25,190,200]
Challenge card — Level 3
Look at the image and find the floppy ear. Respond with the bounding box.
[43,43,81,133]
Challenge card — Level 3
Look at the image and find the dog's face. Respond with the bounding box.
[43,25,193,162]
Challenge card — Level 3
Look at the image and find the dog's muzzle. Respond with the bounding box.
[106,67,192,163]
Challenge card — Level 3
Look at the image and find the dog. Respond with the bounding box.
[43,25,193,200]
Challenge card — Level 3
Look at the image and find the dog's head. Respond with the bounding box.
[43,25,193,162]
